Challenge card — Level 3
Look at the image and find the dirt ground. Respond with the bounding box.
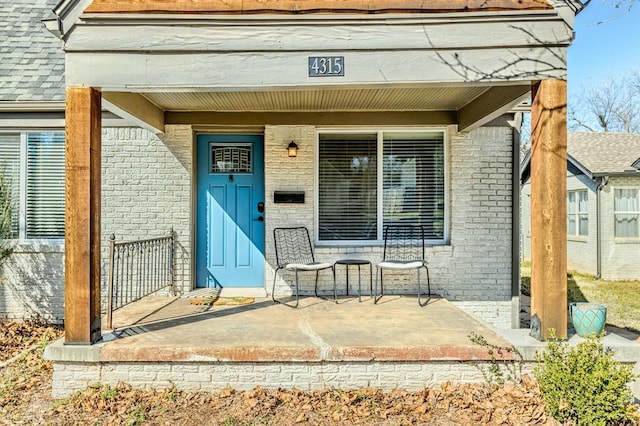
[0,320,637,425]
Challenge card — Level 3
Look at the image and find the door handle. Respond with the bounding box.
[254,216,264,222]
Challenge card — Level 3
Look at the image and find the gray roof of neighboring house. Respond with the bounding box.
[568,132,640,175]
[520,132,640,187]
[0,0,65,102]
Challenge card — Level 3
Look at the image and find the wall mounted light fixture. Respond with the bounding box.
[287,141,299,157]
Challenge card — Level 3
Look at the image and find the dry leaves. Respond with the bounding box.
[0,317,62,362]
[2,320,638,425]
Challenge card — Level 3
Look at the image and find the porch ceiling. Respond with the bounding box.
[140,86,490,112]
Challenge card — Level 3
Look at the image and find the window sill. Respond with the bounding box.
[10,240,64,253]
[567,235,588,243]
[614,238,640,244]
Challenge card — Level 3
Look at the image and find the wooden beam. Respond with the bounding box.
[457,85,530,132]
[529,79,567,340]
[85,0,551,14]
[65,87,102,345]
[165,110,457,126]
[102,92,165,135]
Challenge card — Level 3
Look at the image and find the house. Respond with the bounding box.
[521,132,640,280]
[0,0,585,351]
[0,0,603,397]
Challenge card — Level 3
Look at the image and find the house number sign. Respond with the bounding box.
[308,56,344,77]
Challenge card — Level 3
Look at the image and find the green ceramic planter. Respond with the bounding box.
[570,302,606,337]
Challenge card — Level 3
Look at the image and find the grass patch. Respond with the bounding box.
[521,261,640,333]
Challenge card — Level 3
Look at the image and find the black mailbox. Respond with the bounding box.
[274,191,305,204]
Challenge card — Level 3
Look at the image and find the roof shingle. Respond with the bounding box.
[568,132,640,175]
[0,0,65,102]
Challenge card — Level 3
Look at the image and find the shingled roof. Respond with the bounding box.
[568,132,640,175]
[0,0,65,102]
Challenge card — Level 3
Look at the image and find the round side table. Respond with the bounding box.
[334,259,373,302]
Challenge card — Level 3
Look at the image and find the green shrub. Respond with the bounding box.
[534,333,636,425]
[0,169,14,265]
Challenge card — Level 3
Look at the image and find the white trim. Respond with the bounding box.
[0,102,66,112]
[567,189,588,237]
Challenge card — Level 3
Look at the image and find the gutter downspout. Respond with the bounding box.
[595,176,609,279]
[511,119,521,329]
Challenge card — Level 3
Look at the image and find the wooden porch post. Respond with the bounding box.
[65,87,102,344]
[530,80,568,340]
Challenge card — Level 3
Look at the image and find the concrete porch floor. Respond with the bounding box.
[44,293,640,398]
[98,294,511,363]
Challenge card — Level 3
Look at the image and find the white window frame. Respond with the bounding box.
[314,127,449,245]
[567,189,588,237]
[0,130,65,244]
[614,187,640,239]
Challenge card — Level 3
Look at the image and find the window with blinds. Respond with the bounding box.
[0,131,65,240]
[318,133,377,240]
[318,130,446,243]
[26,133,65,239]
[383,132,445,239]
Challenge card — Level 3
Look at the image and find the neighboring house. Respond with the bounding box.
[0,0,584,336]
[521,132,640,280]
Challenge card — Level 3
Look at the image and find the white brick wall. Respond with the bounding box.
[0,246,64,322]
[2,123,516,329]
[264,125,514,328]
[101,126,193,295]
[51,360,536,398]
[0,125,194,321]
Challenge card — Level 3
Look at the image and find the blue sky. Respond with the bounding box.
[568,1,640,97]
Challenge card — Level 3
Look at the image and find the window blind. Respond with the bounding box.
[0,133,21,238]
[614,188,639,238]
[383,133,445,239]
[318,133,377,240]
[26,133,65,239]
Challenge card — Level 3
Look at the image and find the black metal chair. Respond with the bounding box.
[374,224,430,306]
[272,227,336,307]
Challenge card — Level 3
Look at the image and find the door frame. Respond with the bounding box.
[194,133,266,289]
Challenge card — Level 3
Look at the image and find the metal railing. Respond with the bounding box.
[106,229,176,329]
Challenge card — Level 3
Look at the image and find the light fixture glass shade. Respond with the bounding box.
[287,141,299,157]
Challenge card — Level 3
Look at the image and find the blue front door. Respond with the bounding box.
[196,134,265,288]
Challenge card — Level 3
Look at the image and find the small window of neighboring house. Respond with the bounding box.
[567,190,588,236]
[0,131,65,240]
[614,188,640,238]
[317,130,446,243]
